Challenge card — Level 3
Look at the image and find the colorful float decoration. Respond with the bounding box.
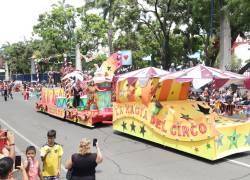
[113,68,250,160]
[160,64,248,89]
[36,53,120,127]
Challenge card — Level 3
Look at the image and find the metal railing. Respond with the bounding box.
[0,73,61,83]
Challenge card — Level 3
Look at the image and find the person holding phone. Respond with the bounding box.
[0,131,8,156]
[0,156,29,180]
[0,131,28,180]
[65,138,103,180]
[40,130,63,180]
[0,131,15,161]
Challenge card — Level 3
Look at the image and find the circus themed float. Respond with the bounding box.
[113,65,250,160]
[36,53,120,127]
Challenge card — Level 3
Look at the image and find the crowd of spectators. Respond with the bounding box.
[0,129,103,180]
[189,85,250,116]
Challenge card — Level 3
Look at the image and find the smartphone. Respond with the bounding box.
[93,138,97,147]
[15,155,21,169]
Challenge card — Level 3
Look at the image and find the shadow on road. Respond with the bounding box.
[113,130,250,165]
[36,111,112,130]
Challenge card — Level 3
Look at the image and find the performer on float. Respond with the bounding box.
[73,80,82,108]
[86,81,109,110]
[86,81,98,110]
[48,68,54,88]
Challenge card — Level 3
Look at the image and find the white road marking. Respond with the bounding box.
[0,117,67,172]
[226,159,250,168]
[0,118,39,149]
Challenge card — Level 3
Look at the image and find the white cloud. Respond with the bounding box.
[0,0,84,46]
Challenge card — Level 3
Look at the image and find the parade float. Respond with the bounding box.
[36,53,120,127]
[113,66,250,160]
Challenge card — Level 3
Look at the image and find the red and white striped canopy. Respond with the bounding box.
[160,64,247,89]
[117,67,169,81]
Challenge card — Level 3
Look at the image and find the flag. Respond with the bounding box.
[121,50,132,65]
[100,53,121,77]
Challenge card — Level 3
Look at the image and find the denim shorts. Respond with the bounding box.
[43,176,59,180]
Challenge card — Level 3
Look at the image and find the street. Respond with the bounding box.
[0,93,250,180]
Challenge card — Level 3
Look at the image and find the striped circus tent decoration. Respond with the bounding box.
[115,67,169,103]
[156,79,190,101]
[116,77,191,105]
[116,67,169,82]
[115,67,191,104]
[160,64,248,89]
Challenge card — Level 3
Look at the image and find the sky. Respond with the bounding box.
[0,0,85,46]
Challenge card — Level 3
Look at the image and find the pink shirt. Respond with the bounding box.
[23,158,40,180]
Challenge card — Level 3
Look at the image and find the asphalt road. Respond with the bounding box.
[0,93,250,180]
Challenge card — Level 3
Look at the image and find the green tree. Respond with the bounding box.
[85,0,122,54]
[1,41,34,74]
[191,0,250,67]
[76,13,109,70]
[33,0,77,56]
[132,0,196,69]
[77,14,108,53]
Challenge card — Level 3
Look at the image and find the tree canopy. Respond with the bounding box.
[1,0,250,74]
